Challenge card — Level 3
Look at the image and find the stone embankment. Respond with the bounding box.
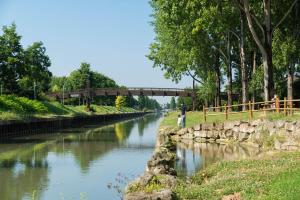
[124,127,177,200]
[172,119,300,150]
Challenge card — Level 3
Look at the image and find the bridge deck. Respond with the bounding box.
[48,87,196,99]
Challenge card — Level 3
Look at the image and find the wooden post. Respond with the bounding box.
[249,101,253,120]
[290,98,293,116]
[225,104,228,120]
[276,96,280,113]
[203,106,207,122]
[284,97,287,116]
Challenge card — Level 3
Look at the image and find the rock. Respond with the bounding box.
[275,120,285,129]
[202,123,214,130]
[193,124,201,131]
[195,138,207,143]
[193,131,201,138]
[216,138,230,144]
[224,121,241,130]
[177,128,188,136]
[215,123,224,131]
[238,132,250,142]
[170,135,180,141]
[250,119,262,127]
[219,130,226,139]
[225,130,233,138]
[266,121,275,129]
[274,139,282,150]
[285,122,296,132]
[181,133,194,140]
[239,122,250,133]
[125,189,174,200]
[232,126,240,133]
[188,127,194,133]
[206,130,214,138]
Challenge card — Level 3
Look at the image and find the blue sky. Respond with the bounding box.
[0,0,191,103]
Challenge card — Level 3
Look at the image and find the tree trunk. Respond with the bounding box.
[227,33,233,111]
[243,0,274,101]
[214,52,221,111]
[192,79,195,111]
[240,9,249,110]
[287,66,293,101]
[252,50,257,108]
[264,0,275,100]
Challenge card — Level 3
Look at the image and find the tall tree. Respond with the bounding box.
[0,24,24,94]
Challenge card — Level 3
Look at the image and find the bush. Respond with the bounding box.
[0,95,49,114]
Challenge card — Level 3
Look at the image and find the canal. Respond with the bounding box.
[0,113,263,200]
[0,114,162,200]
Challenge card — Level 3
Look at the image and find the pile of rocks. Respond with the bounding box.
[124,127,177,200]
[170,119,300,150]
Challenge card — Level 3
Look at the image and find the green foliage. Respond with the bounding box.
[138,96,161,111]
[0,95,48,113]
[0,24,52,98]
[170,97,176,110]
[115,96,127,111]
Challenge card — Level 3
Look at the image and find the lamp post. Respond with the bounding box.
[62,83,65,106]
[33,81,37,100]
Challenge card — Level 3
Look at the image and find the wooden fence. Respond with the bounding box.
[203,97,300,122]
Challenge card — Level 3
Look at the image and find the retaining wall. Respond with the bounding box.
[172,119,300,150]
[0,112,148,140]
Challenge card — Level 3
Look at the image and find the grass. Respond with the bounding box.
[174,151,300,200]
[0,95,139,121]
[161,110,300,128]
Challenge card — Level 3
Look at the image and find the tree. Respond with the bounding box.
[115,96,127,111]
[20,42,52,98]
[170,97,176,110]
[0,23,24,94]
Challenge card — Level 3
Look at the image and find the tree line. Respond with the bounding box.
[0,23,161,111]
[148,0,300,110]
[0,23,52,98]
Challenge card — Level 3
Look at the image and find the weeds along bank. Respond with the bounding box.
[0,95,138,121]
[125,113,300,200]
[0,95,145,139]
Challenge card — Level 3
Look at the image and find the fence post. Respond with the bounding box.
[225,104,228,120]
[249,101,253,120]
[276,96,280,113]
[203,105,207,122]
[290,97,293,116]
[284,97,287,116]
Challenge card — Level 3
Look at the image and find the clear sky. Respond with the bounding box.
[0,0,191,103]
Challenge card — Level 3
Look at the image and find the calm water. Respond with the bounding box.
[175,140,263,177]
[0,114,162,200]
[0,114,264,200]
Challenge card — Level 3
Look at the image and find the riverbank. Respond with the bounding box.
[161,111,300,128]
[0,95,138,121]
[125,112,300,199]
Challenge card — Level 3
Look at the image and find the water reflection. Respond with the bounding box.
[175,140,262,176]
[0,113,162,200]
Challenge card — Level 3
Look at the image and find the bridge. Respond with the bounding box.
[47,87,196,100]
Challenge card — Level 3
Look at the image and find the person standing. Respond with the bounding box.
[181,103,186,128]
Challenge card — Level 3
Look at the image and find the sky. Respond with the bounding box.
[0,0,191,104]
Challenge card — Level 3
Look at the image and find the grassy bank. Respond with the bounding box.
[0,95,138,121]
[161,111,300,199]
[161,111,300,128]
[175,150,300,200]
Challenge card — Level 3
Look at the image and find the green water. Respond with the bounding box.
[0,114,162,200]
